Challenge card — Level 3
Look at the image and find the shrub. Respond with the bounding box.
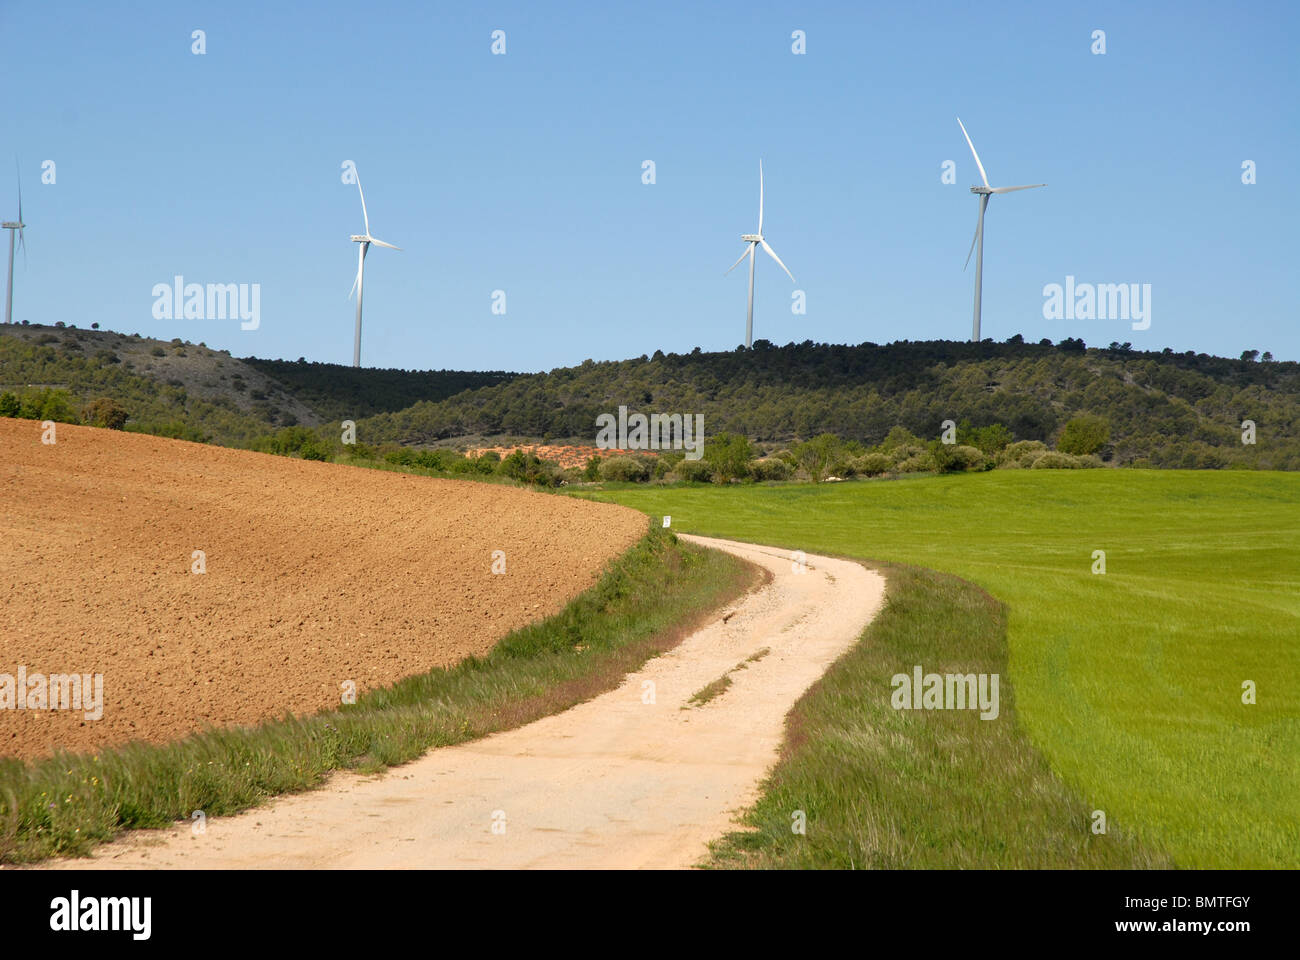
[888,442,929,467]
[299,439,332,462]
[1057,415,1111,456]
[674,459,713,483]
[895,451,937,473]
[0,392,20,417]
[930,442,986,473]
[877,426,923,452]
[18,388,79,423]
[150,346,166,357]
[959,422,1014,455]
[599,456,650,483]
[792,433,843,483]
[83,397,129,430]
[998,440,1049,468]
[852,452,892,477]
[1031,451,1082,469]
[703,432,754,483]
[583,456,602,481]
[750,457,793,482]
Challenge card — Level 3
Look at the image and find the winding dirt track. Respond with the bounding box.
[48,536,885,870]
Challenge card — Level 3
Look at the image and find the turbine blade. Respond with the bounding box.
[957,117,989,188]
[368,238,402,250]
[725,244,752,275]
[355,172,370,237]
[758,159,764,235]
[760,239,794,283]
[990,183,1047,194]
[963,210,981,271]
[348,244,366,299]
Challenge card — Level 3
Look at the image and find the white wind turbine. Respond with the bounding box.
[726,160,795,349]
[957,118,1046,342]
[347,168,401,367]
[3,162,26,326]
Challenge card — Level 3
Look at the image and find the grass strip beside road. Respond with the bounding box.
[705,561,1172,868]
[0,525,758,864]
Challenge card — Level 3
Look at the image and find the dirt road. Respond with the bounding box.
[47,536,885,869]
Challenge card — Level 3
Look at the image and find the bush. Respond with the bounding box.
[18,388,79,424]
[930,442,986,473]
[150,346,166,357]
[750,457,793,482]
[674,459,714,483]
[599,456,650,483]
[583,456,602,482]
[0,392,19,418]
[299,439,332,462]
[703,432,754,483]
[1057,415,1110,456]
[959,422,1014,455]
[792,433,843,483]
[877,426,923,452]
[1031,451,1082,469]
[895,451,937,473]
[83,397,129,430]
[998,440,1049,469]
[852,452,892,477]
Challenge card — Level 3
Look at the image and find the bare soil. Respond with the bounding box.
[0,418,644,761]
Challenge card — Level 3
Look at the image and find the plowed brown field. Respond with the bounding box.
[0,418,645,762]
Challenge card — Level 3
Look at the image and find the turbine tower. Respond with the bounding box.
[347,168,401,367]
[957,118,1045,342]
[726,160,795,349]
[2,163,26,326]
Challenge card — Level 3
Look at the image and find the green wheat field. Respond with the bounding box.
[580,470,1299,868]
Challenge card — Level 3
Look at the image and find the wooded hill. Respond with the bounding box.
[3,325,1295,469]
[354,339,1298,469]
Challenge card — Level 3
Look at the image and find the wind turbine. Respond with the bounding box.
[957,118,1045,342]
[726,160,795,349]
[2,162,26,326]
[347,168,401,367]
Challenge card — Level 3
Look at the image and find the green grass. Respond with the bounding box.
[686,675,733,708]
[580,470,1300,868]
[707,562,1168,868]
[0,526,757,864]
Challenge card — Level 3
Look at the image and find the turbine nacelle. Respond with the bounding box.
[970,186,993,196]
[740,233,762,242]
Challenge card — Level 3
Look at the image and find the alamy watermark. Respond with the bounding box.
[1042,275,1150,331]
[151,275,260,330]
[595,405,704,460]
[1,666,104,720]
[890,664,999,720]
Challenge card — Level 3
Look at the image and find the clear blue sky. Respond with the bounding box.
[4,0,1296,370]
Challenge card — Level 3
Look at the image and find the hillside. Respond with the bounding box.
[240,357,516,422]
[0,324,515,447]
[350,338,1299,470]
[4,325,1295,470]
